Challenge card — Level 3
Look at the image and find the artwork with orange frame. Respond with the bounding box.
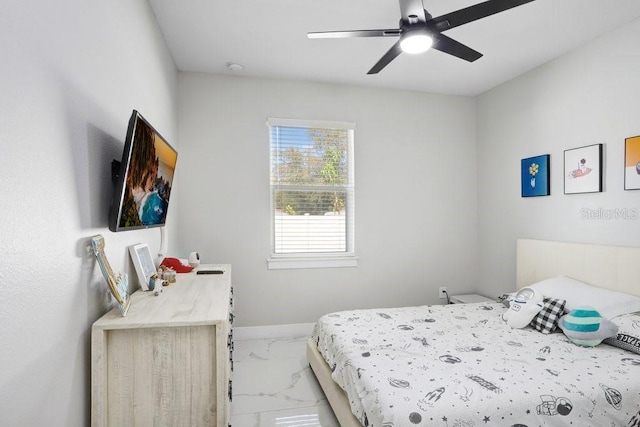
[624,135,640,190]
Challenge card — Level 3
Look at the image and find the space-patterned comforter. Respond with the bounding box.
[312,302,640,427]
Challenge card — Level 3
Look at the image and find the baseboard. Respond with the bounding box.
[234,323,316,341]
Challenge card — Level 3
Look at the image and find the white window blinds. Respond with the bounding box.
[268,118,355,256]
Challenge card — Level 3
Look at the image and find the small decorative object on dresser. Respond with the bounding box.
[188,251,200,267]
[448,293,493,304]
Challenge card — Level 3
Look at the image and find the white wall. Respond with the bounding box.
[476,19,640,297]
[176,73,478,327]
[0,1,177,425]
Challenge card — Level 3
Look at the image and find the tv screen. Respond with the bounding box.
[109,110,177,232]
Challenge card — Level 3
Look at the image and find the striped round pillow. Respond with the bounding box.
[559,306,619,347]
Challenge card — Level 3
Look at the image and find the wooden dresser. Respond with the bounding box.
[91,264,233,426]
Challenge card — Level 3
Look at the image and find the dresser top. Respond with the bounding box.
[92,264,231,330]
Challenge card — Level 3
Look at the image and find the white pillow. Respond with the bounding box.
[526,275,640,319]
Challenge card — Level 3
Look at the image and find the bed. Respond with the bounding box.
[307,239,640,426]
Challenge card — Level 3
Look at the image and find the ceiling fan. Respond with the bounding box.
[308,0,535,74]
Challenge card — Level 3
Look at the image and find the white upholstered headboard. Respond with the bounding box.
[516,239,640,297]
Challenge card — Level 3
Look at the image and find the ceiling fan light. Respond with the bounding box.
[400,32,433,54]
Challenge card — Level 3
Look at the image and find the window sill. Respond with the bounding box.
[267,255,358,270]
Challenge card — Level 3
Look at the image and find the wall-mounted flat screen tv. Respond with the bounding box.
[109,110,177,232]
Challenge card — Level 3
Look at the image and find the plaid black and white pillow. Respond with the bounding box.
[530,297,567,334]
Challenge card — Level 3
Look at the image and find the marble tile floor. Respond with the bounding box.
[230,336,340,427]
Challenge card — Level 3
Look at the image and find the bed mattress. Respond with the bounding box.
[312,302,640,426]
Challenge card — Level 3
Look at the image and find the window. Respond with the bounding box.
[268,118,356,269]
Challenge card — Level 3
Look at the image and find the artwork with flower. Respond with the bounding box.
[521,154,550,197]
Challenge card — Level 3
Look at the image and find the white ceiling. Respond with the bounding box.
[148,0,640,96]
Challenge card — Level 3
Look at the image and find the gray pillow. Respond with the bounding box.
[603,313,640,354]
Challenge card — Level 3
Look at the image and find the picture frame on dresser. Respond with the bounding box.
[128,243,156,291]
[91,235,131,316]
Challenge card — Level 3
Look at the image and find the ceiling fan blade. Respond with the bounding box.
[432,33,483,62]
[308,29,401,39]
[430,0,535,32]
[367,40,403,74]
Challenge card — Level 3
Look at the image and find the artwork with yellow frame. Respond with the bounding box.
[624,135,640,190]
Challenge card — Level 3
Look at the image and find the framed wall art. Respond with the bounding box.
[129,243,157,291]
[564,143,603,194]
[624,135,640,190]
[521,154,550,197]
[91,235,131,316]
